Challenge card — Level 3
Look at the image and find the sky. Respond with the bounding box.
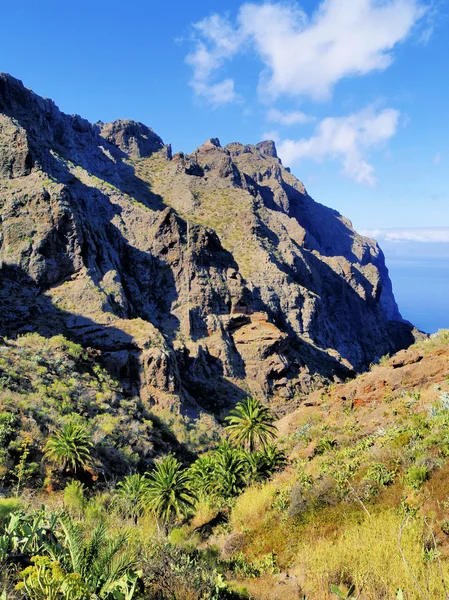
[0,1,448,260]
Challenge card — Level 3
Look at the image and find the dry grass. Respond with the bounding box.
[293,509,449,599]
[231,483,278,534]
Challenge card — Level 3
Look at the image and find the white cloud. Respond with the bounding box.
[434,152,441,165]
[267,108,314,125]
[261,130,281,143]
[360,227,449,243]
[277,107,400,185]
[186,14,243,104]
[187,0,426,104]
[190,79,239,106]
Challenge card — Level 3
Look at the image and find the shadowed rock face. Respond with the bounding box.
[0,73,420,416]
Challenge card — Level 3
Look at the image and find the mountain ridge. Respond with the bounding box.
[0,73,421,418]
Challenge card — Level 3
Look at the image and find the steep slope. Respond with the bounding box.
[195,331,449,600]
[0,74,418,416]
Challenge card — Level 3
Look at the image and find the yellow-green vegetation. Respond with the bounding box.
[132,153,266,279]
[0,333,165,485]
[1,331,449,599]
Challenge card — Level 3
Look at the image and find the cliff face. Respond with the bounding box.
[0,74,418,416]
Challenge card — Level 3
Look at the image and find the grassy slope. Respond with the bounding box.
[1,331,449,599]
[210,331,449,599]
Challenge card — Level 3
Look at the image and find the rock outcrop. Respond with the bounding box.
[0,74,420,417]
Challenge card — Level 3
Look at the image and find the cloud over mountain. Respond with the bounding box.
[186,0,426,104]
[277,107,400,185]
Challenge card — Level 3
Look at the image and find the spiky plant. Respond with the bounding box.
[44,423,93,474]
[246,444,287,482]
[55,513,138,597]
[146,455,195,531]
[116,473,151,522]
[211,442,248,499]
[225,397,277,452]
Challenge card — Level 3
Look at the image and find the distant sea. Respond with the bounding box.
[381,241,449,334]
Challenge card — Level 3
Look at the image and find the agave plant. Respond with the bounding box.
[225,397,277,452]
[146,455,196,531]
[44,423,93,474]
[0,510,59,563]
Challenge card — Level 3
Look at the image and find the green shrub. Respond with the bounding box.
[63,480,86,517]
[405,465,430,490]
[365,463,395,487]
[315,435,337,455]
[0,497,21,529]
[441,520,449,535]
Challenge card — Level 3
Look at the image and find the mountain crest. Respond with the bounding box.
[0,74,420,417]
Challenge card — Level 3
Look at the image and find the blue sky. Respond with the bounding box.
[0,0,448,235]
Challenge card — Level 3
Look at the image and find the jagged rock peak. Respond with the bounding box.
[255,140,278,158]
[99,120,167,159]
[198,138,222,152]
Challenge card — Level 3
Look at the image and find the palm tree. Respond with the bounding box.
[245,444,287,481]
[187,455,216,499]
[116,473,151,522]
[56,514,138,598]
[211,442,248,499]
[44,422,93,474]
[225,397,277,452]
[146,455,196,531]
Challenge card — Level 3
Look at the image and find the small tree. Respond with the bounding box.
[225,397,277,452]
[44,423,93,474]
[211,442,248,499]
[146,456,195,532]
[116,473,151,523]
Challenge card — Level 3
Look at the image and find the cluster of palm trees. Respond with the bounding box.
[43,397,285,531]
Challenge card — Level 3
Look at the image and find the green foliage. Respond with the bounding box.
[405,465,430,490]
[364,463,395,487]
[245,444,287,482]
[146,455,195,529]
[226,550,280,578]
[0,411,17,447]
[0,509,59,562]
[188,454,217,499]
[116,473,151,521]
[315,435,337,455]
[0,334,162,483]
[56,513,139,598]
[142,542,239,599]
[208,443,248,500]
[63,481,86,518]
[14,438,38,494]
[330,583,356,598]
[0,497,21,529]
[441,520,449,535]
[225,397,277,452]
[44,423,93,474]
[16,556,88,599]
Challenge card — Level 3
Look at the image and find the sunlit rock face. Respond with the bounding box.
[0,73,419,415]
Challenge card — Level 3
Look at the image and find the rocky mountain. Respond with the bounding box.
[0,74,419,418]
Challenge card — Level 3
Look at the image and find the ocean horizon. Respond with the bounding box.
[381,241,449,334]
